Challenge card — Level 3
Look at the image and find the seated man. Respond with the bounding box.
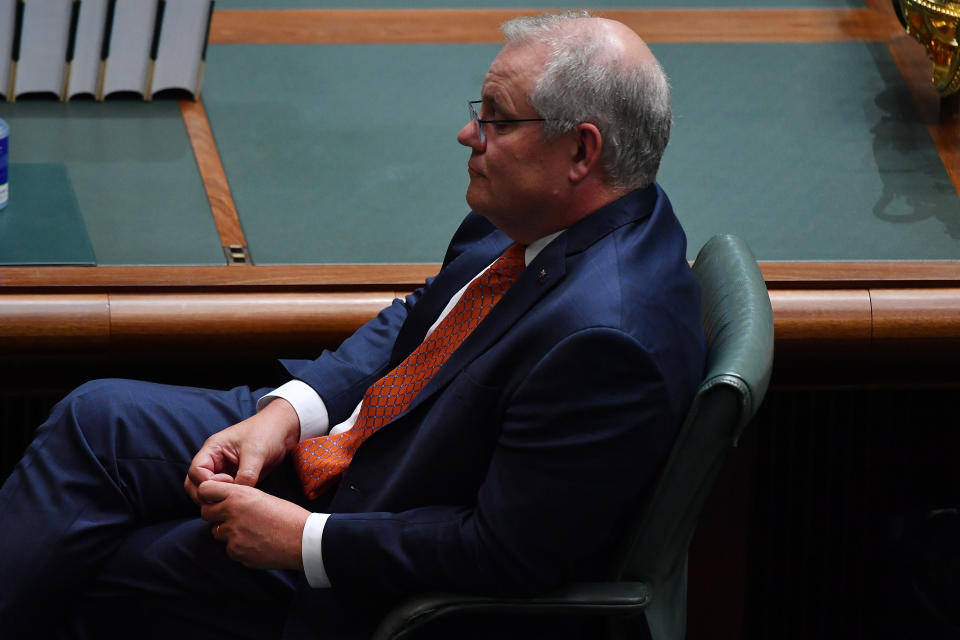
[0,11,705,640]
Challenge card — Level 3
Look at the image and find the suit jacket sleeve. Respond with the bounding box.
[278,292,421,425]
[321,326,678,596]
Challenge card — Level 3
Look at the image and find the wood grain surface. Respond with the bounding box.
[209,9,902,44]
[180,98,247,253]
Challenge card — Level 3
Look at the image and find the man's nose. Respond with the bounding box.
[457,121,485,151]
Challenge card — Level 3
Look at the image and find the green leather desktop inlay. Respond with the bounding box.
[216,1,864,8]
[0,100,223,266]
[0,164,95,266]
[205,41,958,263]
[654,41,960,261]
[204,43,498,265]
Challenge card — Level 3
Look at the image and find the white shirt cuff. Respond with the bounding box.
[302,512,332,588]
[257,380,330,439]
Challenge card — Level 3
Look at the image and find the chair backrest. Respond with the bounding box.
[612,235,774,640]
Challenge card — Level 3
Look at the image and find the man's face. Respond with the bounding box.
[457,43,574,243]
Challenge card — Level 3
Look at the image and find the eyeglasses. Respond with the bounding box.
[468,100,547,144]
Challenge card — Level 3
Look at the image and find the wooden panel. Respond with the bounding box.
[0,295,109,349]
[768,289,872,343]
[0,289,875,348]
[760,261,960,287]
[180,98,246,252]
[3,262,960,290]
[108,292,393,349]
[1,287,959,361]
[871,288,960,340]
[0,264,439,289]
[209,9,901,45]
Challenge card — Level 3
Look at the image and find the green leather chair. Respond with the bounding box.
[370,234,775,640]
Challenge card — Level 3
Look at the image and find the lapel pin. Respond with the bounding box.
[538,269,548,282]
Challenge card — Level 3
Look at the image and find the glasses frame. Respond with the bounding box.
[468,100,547,144]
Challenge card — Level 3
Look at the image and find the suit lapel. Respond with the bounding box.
[404,233,569,414]
[390,230,512,364]
[387,184,661,423]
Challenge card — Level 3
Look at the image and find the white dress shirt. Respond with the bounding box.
[258,233,561,588]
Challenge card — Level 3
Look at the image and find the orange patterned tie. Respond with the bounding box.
[293,243,526,499]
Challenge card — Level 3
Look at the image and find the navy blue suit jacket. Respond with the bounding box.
[281,183,705,609]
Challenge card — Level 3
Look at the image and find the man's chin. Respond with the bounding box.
[464,185,489,215]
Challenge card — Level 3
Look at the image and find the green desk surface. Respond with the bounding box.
[0,100,223,266]
[657,41,960,261]
[0,164,94,265]
[203,41,960,264]
[204,43,490,265]
[1,38,956,267]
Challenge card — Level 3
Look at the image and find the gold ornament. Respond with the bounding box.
[900,0,960,96]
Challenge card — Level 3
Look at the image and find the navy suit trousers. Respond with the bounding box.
[0,379,315,639]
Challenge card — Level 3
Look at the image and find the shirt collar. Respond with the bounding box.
[524,230,564,266]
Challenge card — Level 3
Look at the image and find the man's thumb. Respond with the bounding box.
[235,458,262,486]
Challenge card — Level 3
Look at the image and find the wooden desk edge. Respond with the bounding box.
[0,264,441,290]
[3,261,960,290]
[2,276,960,358]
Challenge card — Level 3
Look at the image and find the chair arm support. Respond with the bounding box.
[371,581,652,640]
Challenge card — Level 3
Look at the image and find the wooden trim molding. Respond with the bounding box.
[0,295,110,349]
[871,288,960,340]
[209,9,902,45]
[767,289,872,343]
[2,262,959,291]
[0,264,441,290]
[180,98,247,253]
[759,261,960,288]
[2,286,959,357]
[108,292,396,348]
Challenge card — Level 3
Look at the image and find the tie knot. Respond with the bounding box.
[487,243,526,282]
[504,242,527,262]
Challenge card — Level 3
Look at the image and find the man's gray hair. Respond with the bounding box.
[502,12,671,191]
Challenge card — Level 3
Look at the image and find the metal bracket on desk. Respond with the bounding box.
[223,244,252,265]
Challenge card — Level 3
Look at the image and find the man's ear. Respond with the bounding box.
[568,122,603,183]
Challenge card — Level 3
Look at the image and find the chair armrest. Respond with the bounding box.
[371,581,652,640]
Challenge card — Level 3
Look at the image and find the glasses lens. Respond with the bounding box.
[469,101,484,143]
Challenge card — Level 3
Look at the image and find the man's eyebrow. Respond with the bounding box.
[479,94,506,115]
